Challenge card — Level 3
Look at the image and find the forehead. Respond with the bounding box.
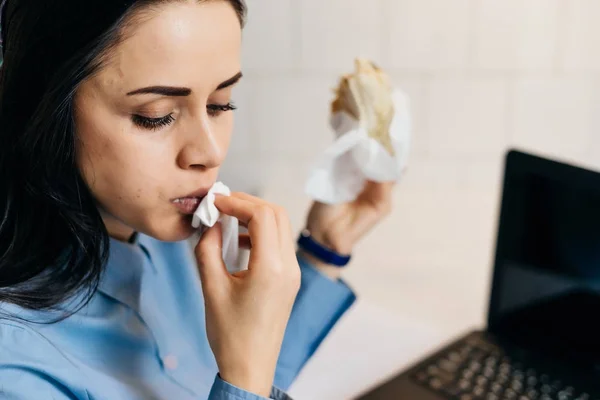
[96,1,242,95]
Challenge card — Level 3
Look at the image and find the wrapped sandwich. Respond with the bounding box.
[331,58,396,156]
[305,57,412,204]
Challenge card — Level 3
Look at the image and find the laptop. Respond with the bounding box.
[357,149,600,400]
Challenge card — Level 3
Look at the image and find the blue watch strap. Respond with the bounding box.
[297,230,351,267]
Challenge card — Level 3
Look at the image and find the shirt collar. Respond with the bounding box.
[97,234,156,312]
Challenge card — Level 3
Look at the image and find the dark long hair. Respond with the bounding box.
[0,0,247,316]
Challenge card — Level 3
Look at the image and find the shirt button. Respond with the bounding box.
[163,355,178,370]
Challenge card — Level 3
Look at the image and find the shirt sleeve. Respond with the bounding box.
[208,375,293,400]
[273,253,357,390]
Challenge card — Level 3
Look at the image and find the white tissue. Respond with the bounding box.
[305,90,412,204]
[192,182,240,272]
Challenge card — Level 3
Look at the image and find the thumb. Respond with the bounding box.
[195,222,228,292]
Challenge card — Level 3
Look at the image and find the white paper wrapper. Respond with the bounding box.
[305,89,412,204]
[192,181,240,272]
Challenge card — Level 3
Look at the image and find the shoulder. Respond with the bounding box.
[0,319,89,399]
[0,317,76,367]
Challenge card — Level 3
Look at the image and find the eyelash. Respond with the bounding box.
[207,102,237,117]
[132,113,175,130]
[132,102,237,130]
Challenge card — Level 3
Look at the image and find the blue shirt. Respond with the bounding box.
[0,234,355,399]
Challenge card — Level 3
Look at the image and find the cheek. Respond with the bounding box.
[77,131,183,239]
[76,118,164,216]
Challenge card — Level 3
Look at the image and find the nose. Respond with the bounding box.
[177,117,226,170]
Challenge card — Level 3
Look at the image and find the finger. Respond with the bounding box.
[229,194,264,230]
[238,233,252,249]
[224,191,293,239]
[195,222,228,293]
[230,192,294,253]
[214,194,256,224]
[230,191,265,203]
[231,193,301,286]
[213,195,279,262]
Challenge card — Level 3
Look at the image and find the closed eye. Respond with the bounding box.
[207,102,237,117]
[132,114,175,130]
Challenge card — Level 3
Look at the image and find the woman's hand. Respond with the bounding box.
[194,192,301,397]
[303,181,395,278]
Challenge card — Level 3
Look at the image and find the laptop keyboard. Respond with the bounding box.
[411,336,598,400]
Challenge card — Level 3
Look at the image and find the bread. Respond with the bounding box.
[331,58,395,156]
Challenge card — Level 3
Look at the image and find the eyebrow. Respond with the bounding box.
[126,72,243,97]
[216,71,243,90]
[126,86,191,97]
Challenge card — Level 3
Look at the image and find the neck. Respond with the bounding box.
[100,210,136,243]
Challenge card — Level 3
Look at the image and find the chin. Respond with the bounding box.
[142,214,198,242]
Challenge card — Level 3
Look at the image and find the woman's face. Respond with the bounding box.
[74,1,242,242]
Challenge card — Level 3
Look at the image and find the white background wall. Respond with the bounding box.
[222,0,600,336]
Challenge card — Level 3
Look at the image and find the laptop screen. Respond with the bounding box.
[488,151,600,364]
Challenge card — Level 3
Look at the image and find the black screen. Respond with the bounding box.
[490,159,600,364]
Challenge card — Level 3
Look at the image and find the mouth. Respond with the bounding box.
[171,186,212,215]
[171,197,204,215]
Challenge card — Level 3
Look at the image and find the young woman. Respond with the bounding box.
[0,1,394,399]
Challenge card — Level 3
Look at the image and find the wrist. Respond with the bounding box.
[297,249,344,280]
[308,229,352,256]
[297,228,352,279]
[298,229,352,260]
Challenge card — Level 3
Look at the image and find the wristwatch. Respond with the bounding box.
[297,229,352,267]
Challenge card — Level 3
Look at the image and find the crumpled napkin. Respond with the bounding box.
[192,182,240,272]
[305,58,412,204]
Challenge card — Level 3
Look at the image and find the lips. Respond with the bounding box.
[172,197,203,214]
[171,187,212,215]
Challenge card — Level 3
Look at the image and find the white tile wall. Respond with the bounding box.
[250,74,338,156]
[386,0,471,70]
[241,0,295,70]
[426,76,508,157]
[223,0,600,337]
[472,0,559,71]
[510,77,593,161]
[561,0,600,71]
[298,0,384,71]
